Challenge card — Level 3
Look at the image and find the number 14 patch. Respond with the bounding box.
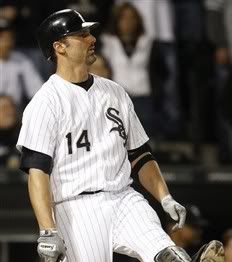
[65,107,127,153]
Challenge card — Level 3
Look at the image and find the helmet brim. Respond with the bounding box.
[56,21,99,40]
[82,22,99,30]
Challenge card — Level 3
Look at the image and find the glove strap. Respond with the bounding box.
[40,228,58,236]
[161,194,172,202]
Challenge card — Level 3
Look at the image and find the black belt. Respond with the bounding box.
[55,190,104,205]
[79,190,103,195]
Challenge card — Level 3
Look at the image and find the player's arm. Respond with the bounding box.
[19,147,66,261]
[28,169,67,260]
[19,147,55,228]
[133,153,170,202]
[28,168,55,229]
[128,143,186,230]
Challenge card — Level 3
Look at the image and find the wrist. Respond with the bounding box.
[161,194,172,205]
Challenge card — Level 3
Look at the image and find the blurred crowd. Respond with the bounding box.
[0,1,232,261]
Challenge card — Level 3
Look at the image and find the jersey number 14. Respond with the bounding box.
[66,130,91,154]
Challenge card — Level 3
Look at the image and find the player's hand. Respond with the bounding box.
[37,229,66,262]
[161,194,186,231]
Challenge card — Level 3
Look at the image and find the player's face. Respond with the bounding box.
[63,30,96,65]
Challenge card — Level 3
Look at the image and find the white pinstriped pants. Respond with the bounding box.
[54,187,174,262]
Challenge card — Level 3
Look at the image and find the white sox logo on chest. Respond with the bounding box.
[106,107,127,146]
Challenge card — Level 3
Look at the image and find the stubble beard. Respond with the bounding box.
[86,53,97,66]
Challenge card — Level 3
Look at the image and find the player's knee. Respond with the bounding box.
[154,246,192,262]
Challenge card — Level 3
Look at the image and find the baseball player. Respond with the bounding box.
[16,9,224,262]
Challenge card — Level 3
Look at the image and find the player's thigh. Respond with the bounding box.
[55,195,113,262]
[113,189,174,262]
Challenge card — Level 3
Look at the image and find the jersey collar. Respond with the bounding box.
[72,74,94,91]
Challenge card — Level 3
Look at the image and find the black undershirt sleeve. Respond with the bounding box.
[20,147,53,175]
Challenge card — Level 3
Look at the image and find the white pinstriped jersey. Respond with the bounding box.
[17,74,149,203]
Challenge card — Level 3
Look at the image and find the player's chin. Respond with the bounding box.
[86,54,97,65]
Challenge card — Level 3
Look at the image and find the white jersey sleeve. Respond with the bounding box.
[16,95,57,157]
[125,93,149,150]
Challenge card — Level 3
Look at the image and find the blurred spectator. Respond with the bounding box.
[114,0,180,139]
[205,0,232,164]
[0,18,43,112]
[101,2,179,138]
[165,204,207,256]
[0,0,17,20]
[0,95,20,169]
[219,66,232,164]
[0,0,58,80]
[0,1,17,21]
[116,0,174,41]
[205,0,232,63]
[88,53,112,79]
[220,65,232,123]
[172,0,209,159]
[222,228,232,262]
[0,0,42,47]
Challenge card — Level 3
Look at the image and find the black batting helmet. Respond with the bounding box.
[37,9,99,60]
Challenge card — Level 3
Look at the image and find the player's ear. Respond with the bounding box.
[53,41,66,56]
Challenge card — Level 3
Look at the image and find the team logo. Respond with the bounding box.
[106,107,127,146]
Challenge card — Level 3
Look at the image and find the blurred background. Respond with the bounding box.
[0,0,232,261]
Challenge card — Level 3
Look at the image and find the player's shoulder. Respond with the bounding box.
[34,74,62,96]
[24,75,58,110]
[92,74,127,95]
[30,77,52,98]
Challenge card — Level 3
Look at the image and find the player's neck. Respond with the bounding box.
[56,63,89,83]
